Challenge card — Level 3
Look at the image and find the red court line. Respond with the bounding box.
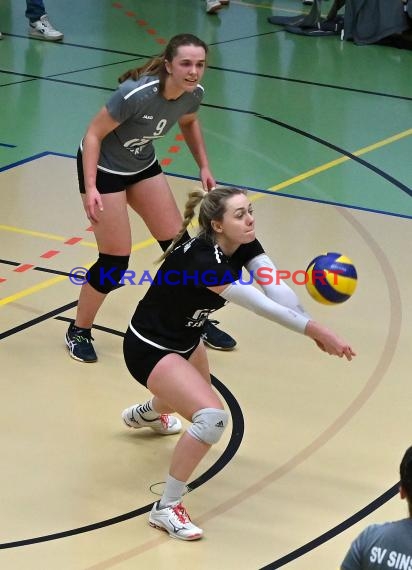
[64,237,83,245]
[14,264,34,273]
[40,250,60,259]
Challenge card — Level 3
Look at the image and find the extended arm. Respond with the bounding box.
[209,281,356,360]
[245,253,310,317]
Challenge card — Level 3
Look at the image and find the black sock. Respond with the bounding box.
[157,230,191,252]
[70,322,91,333]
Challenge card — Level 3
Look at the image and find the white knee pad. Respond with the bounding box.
[187,408,228,445]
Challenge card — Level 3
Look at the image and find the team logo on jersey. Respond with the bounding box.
[124,119,168,155]
[142,114,153,120]
[186,308,213,328]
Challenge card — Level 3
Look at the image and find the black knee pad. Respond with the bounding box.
[88,253,130,294]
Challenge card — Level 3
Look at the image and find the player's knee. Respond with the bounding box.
[187,407,228,445]
[88,253,130,294]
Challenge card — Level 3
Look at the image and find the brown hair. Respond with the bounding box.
[118,33,208,91]
[400,446,412,504]
[157,186,247,262]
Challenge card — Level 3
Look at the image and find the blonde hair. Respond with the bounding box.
[157,186,247,263]
[118,33,208,91]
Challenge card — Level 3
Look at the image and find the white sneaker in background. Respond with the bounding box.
[206,0,222,14]
[28,15,63,41]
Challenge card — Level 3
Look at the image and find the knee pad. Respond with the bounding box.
[88,253,130,294]
[187,408,228,445]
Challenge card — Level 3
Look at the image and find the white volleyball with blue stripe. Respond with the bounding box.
[305,252,357,305]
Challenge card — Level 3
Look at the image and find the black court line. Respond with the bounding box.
[0,147,410,222]
[0,302,244,549]
[1,148,411,220]
[201,102,412,200]
[0,69,115,92]
[0,258,71,277]
[0,301,400,560]
[208,65,412,102]
[0,370,243,549]
[259,483,399,569]
[168,171,412,221]
[0,301,78,341]
[0,142,17,148]
[1,44,411,102]
[0,34,145,56]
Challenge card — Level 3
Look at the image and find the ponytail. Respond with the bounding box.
[118,33,208,90]
[156,189,207,263]
[118,56,165,84]
[156,186,247,263]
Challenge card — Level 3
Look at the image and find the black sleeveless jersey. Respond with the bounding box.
[130,237,264,351]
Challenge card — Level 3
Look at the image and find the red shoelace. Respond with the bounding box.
[159,414,170,430]
[172,503,191,524]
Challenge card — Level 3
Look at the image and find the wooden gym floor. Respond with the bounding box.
[0,1,411,569]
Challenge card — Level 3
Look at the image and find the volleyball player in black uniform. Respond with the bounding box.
[122,187,356,541]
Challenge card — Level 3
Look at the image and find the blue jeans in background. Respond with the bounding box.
[25,0,46,23]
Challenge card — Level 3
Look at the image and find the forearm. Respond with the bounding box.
[246,254,310,318]
[82,133,101,192]
[179,118,210,169]
[220,281,310,334]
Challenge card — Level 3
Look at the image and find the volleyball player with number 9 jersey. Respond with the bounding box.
[66,33,237,363]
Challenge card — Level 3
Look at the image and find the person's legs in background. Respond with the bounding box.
[26,0,63,41]
[205,0,230,15]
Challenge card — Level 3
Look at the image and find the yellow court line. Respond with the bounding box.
[0,225,158,251]
[2,127,410,307]
[0,275,68,307]
[0,236,158,307]
[267,127,412,193]
[0,225,97,247]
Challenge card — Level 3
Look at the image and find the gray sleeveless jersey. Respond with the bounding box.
[89,75,204,175]
[341,519,412,570]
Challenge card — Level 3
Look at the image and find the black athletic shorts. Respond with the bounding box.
[123,327,199,388]
[77,148,162,194]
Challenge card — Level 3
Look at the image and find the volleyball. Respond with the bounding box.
[305,252,357,305]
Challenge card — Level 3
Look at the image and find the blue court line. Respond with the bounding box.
[168,172,412,221]
[0,151,74,172]
[2,152,411,220]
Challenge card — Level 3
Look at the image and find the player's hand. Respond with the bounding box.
[84,188,103,223]
[306,321,356,361]
[199,166,216,192]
